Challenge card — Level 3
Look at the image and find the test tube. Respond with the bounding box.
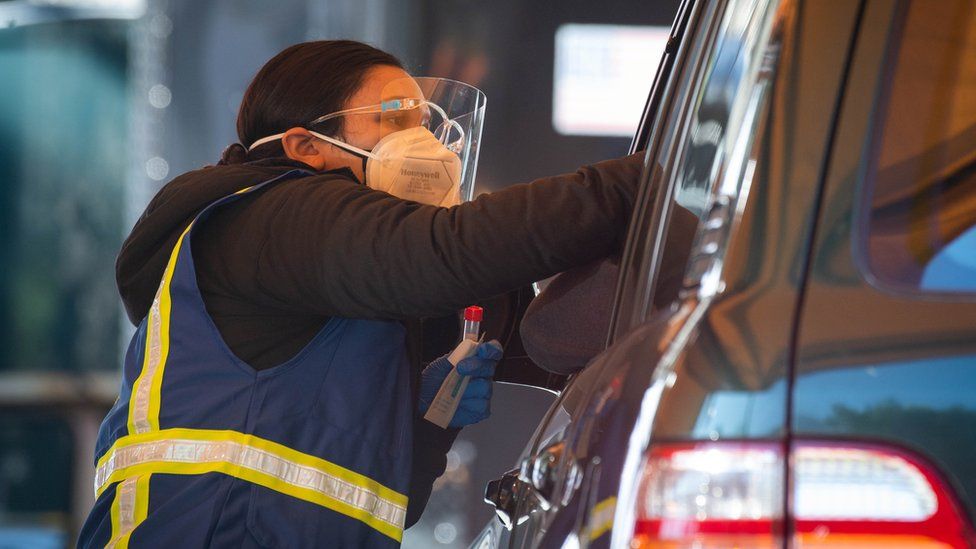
[423,306,486,428]
[463,306,483,342]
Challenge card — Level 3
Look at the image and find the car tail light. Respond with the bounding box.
[630,441,975,549]
[633,442,785,548]
[792,442,973,548]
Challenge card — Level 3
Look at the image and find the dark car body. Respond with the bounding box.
[476,0,976,547]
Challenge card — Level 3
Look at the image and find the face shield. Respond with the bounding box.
[307,77,487,206]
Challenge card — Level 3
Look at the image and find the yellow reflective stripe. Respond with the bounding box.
[127,222,193,435]
[107,478,126,546]
[126,475,151,547]
[118,218,192,544]
[95,428,408,541]
[126,185,254,436]
[588,496,616,542]
[106,474,150,548]
[95,428,408,507]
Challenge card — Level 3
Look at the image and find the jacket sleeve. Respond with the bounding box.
[243,152,644,319]
[404,419,460,528]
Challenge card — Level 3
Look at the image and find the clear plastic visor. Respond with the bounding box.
[311,76,486,201]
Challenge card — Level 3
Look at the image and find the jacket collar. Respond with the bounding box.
[244,157,360,183]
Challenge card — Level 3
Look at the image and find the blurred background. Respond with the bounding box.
[0,0,678,546]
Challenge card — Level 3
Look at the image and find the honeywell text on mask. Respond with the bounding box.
[400,168,439,180]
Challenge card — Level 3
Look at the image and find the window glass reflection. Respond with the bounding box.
[863,1,976,293]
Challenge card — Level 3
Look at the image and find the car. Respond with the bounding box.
[474,0,976,547]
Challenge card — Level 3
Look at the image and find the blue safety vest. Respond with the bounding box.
[78,170,414,548]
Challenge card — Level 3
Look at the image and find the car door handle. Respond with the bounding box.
[522,441,585,510]
[484,468,530,530]
[485,444,582,530]
[523,444,560,509]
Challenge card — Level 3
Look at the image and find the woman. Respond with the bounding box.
[80,40,642,547]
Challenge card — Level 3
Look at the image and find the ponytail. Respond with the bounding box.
[217,142,248,165]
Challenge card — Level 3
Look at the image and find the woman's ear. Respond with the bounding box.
[281,127,328,170]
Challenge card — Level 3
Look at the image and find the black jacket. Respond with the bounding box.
[115,153,643,526]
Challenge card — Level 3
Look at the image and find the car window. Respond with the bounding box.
[859,0,976,294]
[644,0,779,309]
[609,0,718,340]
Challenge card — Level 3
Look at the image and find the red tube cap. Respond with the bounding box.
[464,306,483,322]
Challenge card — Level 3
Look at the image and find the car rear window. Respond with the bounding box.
[860,0,976,293]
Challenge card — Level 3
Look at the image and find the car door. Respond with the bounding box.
[476,0,869,547]
[788,0,976,545]
[474,0,706,546]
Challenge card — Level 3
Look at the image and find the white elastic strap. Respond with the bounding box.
[247,133,285,151]
[248,131,377,160]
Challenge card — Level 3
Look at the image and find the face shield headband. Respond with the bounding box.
[246,99,465,158]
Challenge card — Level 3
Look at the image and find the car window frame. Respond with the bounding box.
[608,0,716,344]
[851,0,976,303]
[493,0,718,542]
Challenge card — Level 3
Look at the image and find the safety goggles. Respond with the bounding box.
[309,95,464,153]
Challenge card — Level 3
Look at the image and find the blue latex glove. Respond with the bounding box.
[418,340,503,428]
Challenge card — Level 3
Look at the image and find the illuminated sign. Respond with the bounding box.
[553,24,669,137]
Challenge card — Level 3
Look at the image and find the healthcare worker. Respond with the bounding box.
[79,40,643,548]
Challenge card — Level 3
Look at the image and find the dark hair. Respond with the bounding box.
[219,40,403,165]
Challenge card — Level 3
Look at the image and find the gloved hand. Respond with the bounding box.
[418,340,503,428]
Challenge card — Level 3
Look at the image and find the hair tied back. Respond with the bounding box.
[218,143,248,165]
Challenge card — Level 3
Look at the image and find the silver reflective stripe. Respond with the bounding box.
[131,288,164,434]
[95,437,407,530]
[111,477,138,546]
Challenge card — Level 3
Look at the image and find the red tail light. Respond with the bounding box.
[633,442,784,548]
[791,442,973,548]
[631,441,975,549]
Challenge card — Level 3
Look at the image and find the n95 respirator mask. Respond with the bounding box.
[363,126,462,207]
